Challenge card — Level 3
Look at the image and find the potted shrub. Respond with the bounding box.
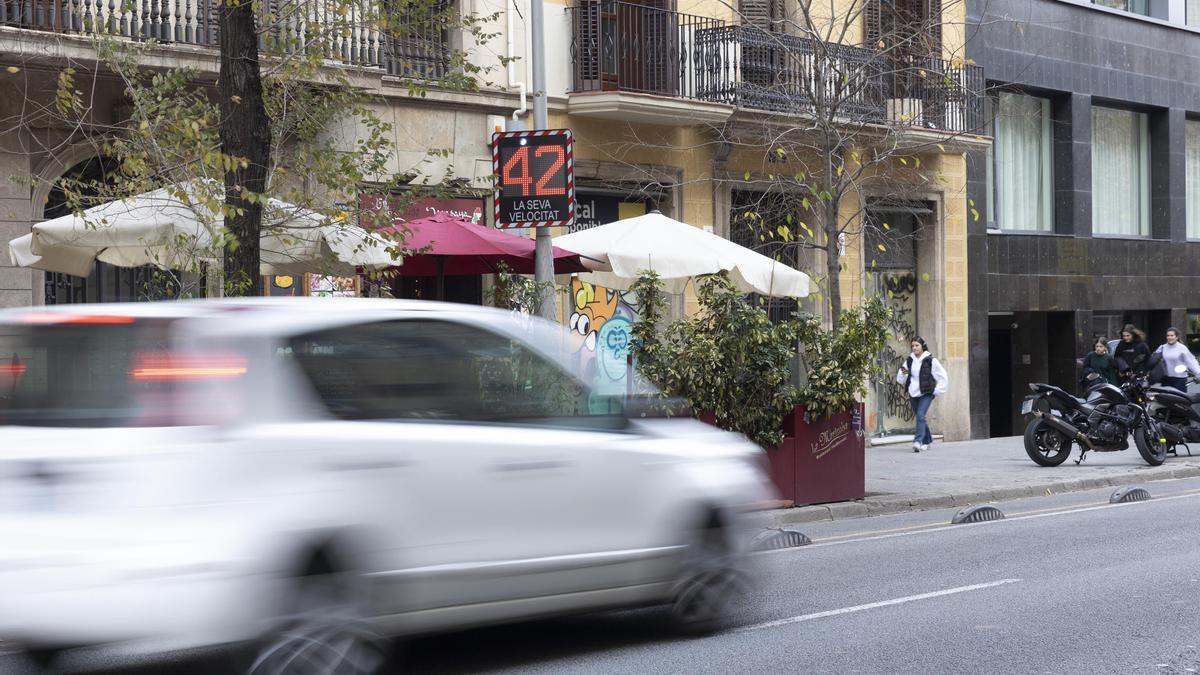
[788,299,890,504]
[630,271,799,452]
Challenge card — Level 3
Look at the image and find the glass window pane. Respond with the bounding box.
[1091,107,1149,237]
[995,92,1053,232]
[1188,120,1200,239]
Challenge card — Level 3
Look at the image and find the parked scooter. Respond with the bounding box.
[1145,364,1200,456]
[1021,374,1168,467]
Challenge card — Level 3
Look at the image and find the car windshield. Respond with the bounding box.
[0,316,248,428]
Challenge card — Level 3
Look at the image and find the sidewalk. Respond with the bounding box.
[761,435,1200,526]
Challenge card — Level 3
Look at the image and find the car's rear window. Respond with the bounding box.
[0,316,246,427]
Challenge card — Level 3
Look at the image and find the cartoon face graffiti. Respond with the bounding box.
[569,278,638,394]
[570,278,618,354]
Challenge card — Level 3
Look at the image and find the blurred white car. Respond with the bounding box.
[0,298,773,673]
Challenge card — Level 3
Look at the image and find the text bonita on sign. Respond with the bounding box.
[492,129,575,229]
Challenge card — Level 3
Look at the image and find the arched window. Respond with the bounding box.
[42,157,189,305]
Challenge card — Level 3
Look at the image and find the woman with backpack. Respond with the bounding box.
[1113,324,1150,381]
[896,336,949,453]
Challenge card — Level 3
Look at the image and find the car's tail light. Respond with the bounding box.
[18,313,136,325]
[130,354,248,381]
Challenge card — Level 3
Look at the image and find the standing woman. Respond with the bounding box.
[1080,337,1119,391]
[1154,327,1200,392]
[897,336,949,453]
[1113,324,1151,381]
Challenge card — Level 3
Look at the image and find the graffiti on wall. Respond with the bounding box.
[872,271,918,430]
[569,278,639,397]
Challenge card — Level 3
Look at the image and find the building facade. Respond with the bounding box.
[0,0,986,440]
[966,0,1200,437]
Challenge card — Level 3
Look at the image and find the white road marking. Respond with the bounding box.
[738,579,1022,632]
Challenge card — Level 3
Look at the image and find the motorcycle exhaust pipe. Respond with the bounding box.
[1035,410,1095,451]
[1159,422,1185,444]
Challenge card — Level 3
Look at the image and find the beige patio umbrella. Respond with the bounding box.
[553,211,811,297]
[8,184,398,278]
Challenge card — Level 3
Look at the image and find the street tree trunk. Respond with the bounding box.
[824,200,842,329]
[218,0,269,297]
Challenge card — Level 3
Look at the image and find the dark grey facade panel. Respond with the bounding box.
[966,0,1200,437]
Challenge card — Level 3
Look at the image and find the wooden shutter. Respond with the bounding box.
[925,0,942,56]
[739,0,781,93]
[574,0,603,87]
[864,0,881,48]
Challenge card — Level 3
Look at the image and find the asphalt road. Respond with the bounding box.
[402,477,1200,675]
[20,477,1200,674]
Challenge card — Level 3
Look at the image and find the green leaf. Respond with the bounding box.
[744,170,752,181]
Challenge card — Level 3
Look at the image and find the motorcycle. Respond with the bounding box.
[1020,374,1168,467]
[1144,364,1200,456]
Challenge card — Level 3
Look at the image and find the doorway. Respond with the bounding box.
[865,207,921,436]
[988,326,1013,437]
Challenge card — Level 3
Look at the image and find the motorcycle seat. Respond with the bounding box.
[1149,385,1200,404]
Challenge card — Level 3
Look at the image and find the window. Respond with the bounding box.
[730,190,800,323]
[287,320,626,427]
[1189,312,1200,358]
[994,92,1053,232]
[1091,106,1150,237]
[1188,120,1200,238]
[0,319,248,428]
[1092,0,1148,15]
[1190,0,1200,27]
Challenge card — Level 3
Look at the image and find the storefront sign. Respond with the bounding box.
[571,194,647,233]
[360,195,485,225]
[397,197,485,224]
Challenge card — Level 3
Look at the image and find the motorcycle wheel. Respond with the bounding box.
[1134,426,1169,466]
[1023,418,1073,467]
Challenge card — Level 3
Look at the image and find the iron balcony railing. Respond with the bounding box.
[568,0,726,100]
[700,24,985,133]
[0,0,451,79]
[698,25,887,122]
[882,56,986,133]
[567,4,985,134]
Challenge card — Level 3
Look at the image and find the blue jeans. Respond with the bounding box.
[911,394,934,445]
[1162,376,1189,392]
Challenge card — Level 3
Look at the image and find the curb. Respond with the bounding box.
[756,464,1200,527]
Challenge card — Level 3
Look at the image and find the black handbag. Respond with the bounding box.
[1148,351,1166,383]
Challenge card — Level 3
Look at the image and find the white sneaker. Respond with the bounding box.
[912,442,921,453]
[921,444,930,452]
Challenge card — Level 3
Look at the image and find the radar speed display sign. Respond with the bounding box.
[492,129,574,228]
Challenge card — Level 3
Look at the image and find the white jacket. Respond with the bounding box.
[896,351,949,397]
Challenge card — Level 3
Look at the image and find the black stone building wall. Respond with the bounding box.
[966,0,1200,437]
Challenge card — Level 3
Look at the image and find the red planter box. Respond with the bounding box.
[765,404,865,505]
[699,404,866,506]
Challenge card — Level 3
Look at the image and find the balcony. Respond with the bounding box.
[567,3,985,135]
[566,0,734,124]
[0,0,452,79]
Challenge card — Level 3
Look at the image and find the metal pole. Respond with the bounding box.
[530,0,555,320]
